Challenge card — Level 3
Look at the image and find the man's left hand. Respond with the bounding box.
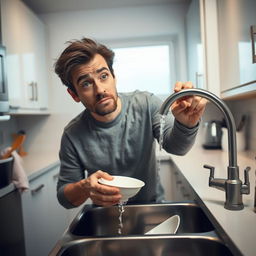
[171,81,207,128]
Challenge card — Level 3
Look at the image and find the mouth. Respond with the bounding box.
[96,96,113,105]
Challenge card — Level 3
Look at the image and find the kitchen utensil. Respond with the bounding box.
[145,214,180,235]
[237,115,246,132]
[222,128,245,152]
[98,176,145,203]
[202,120,223,149]
[1,130,26,159]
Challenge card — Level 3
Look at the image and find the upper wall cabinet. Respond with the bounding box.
[217,0,256,99]
[185,0,204,90]
[1,0,49,113]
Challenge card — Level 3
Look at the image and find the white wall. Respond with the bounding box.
[42,3,189,112]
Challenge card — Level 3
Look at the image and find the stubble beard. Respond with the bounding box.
[85,92,118,116]
[95,96,118,116]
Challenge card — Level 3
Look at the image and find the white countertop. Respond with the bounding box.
[168,146,256,256]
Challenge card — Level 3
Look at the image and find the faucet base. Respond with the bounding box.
[224,202,244,211]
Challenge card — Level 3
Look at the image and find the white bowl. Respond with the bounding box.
[145,215,180,235]
[98,176,145,203]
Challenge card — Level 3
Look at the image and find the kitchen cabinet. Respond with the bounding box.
[21,165,81,256]
[0,189,26,256]
[169,160,195,202]
[22,172,51,256]
[185,0,204,90]
[1,0,48,112]
[217,0,256,97]
[158,157,195,202]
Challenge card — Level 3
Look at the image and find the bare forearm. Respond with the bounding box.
[64,180,90,206]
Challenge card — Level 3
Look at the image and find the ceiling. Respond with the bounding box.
[21,0,191,14]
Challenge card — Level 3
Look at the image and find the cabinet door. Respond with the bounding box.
[217,0,256,91]
[1,0,24,108]
[18,1,48,109]
[47,167,69,249]
[21,174,51,256]
[1,0,48,110]
[186,0,204,89]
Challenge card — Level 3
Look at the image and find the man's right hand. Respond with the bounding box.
[81,170,121,206]
[64,170,122,207]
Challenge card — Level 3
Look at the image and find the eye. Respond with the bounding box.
[100,73,109,81]
[80,80,92,88]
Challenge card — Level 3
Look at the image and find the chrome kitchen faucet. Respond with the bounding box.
[160,88,250,210]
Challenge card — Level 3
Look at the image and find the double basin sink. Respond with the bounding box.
[53,202,237,256]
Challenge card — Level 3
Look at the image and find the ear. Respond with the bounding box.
[67,88,80,102]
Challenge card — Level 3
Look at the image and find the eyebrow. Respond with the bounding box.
[76,67,109,85]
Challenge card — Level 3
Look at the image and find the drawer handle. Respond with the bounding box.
[31,184,45,195]
[53,173,59,179]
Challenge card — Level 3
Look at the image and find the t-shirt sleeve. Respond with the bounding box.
[57,132,85,208]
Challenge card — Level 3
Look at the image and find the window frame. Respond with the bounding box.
[101,36,178,99]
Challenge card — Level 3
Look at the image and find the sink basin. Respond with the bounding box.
[57,236,233,256]
[69,202,214,237]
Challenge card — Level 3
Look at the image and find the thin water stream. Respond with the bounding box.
[159,115,166,151]
[117,201,127,234]
[158,115,166,171]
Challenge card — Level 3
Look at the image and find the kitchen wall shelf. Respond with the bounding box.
[221,81,256,100]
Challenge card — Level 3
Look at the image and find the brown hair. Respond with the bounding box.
[54,38,115,93]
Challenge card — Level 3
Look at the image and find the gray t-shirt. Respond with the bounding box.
[57,91,198,208]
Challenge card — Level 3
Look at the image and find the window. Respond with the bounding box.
[113,44,172,96]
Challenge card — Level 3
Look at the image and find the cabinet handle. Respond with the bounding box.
[195,72,203,88]
[251,25,256,63]
[34,82,38,101]
[31,184,45,195]
[28,82,34,101]
[181,186,190,198]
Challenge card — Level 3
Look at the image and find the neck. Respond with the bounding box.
[91,97,122,122]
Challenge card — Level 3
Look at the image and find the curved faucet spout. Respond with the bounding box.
[160,88,237,168]
[160,88,251,210]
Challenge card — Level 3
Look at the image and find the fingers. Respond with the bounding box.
[171,81,207,127]
[86,170,122,206]
[174,81,193,92]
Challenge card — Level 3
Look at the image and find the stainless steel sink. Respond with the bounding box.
[69,202,214,237]
[57,236,234,256]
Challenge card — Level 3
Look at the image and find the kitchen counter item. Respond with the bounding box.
[202,120,223,149]
[0,157,13,189]
[1,131,26,159]
[145,214,180,235]
[98,176,145,203]
[222,128,246,152]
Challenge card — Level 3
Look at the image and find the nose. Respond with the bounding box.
[93,80,106,96]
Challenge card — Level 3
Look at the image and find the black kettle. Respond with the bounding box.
[202,120,223,149]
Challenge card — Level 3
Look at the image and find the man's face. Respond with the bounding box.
[70,54,118,117]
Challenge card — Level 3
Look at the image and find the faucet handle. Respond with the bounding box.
[203,164,215,178]
[241,166,250,195]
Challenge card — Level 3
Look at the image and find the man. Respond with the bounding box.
[54,38,206,209]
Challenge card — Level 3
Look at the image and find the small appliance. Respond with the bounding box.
[202,120,223,149]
